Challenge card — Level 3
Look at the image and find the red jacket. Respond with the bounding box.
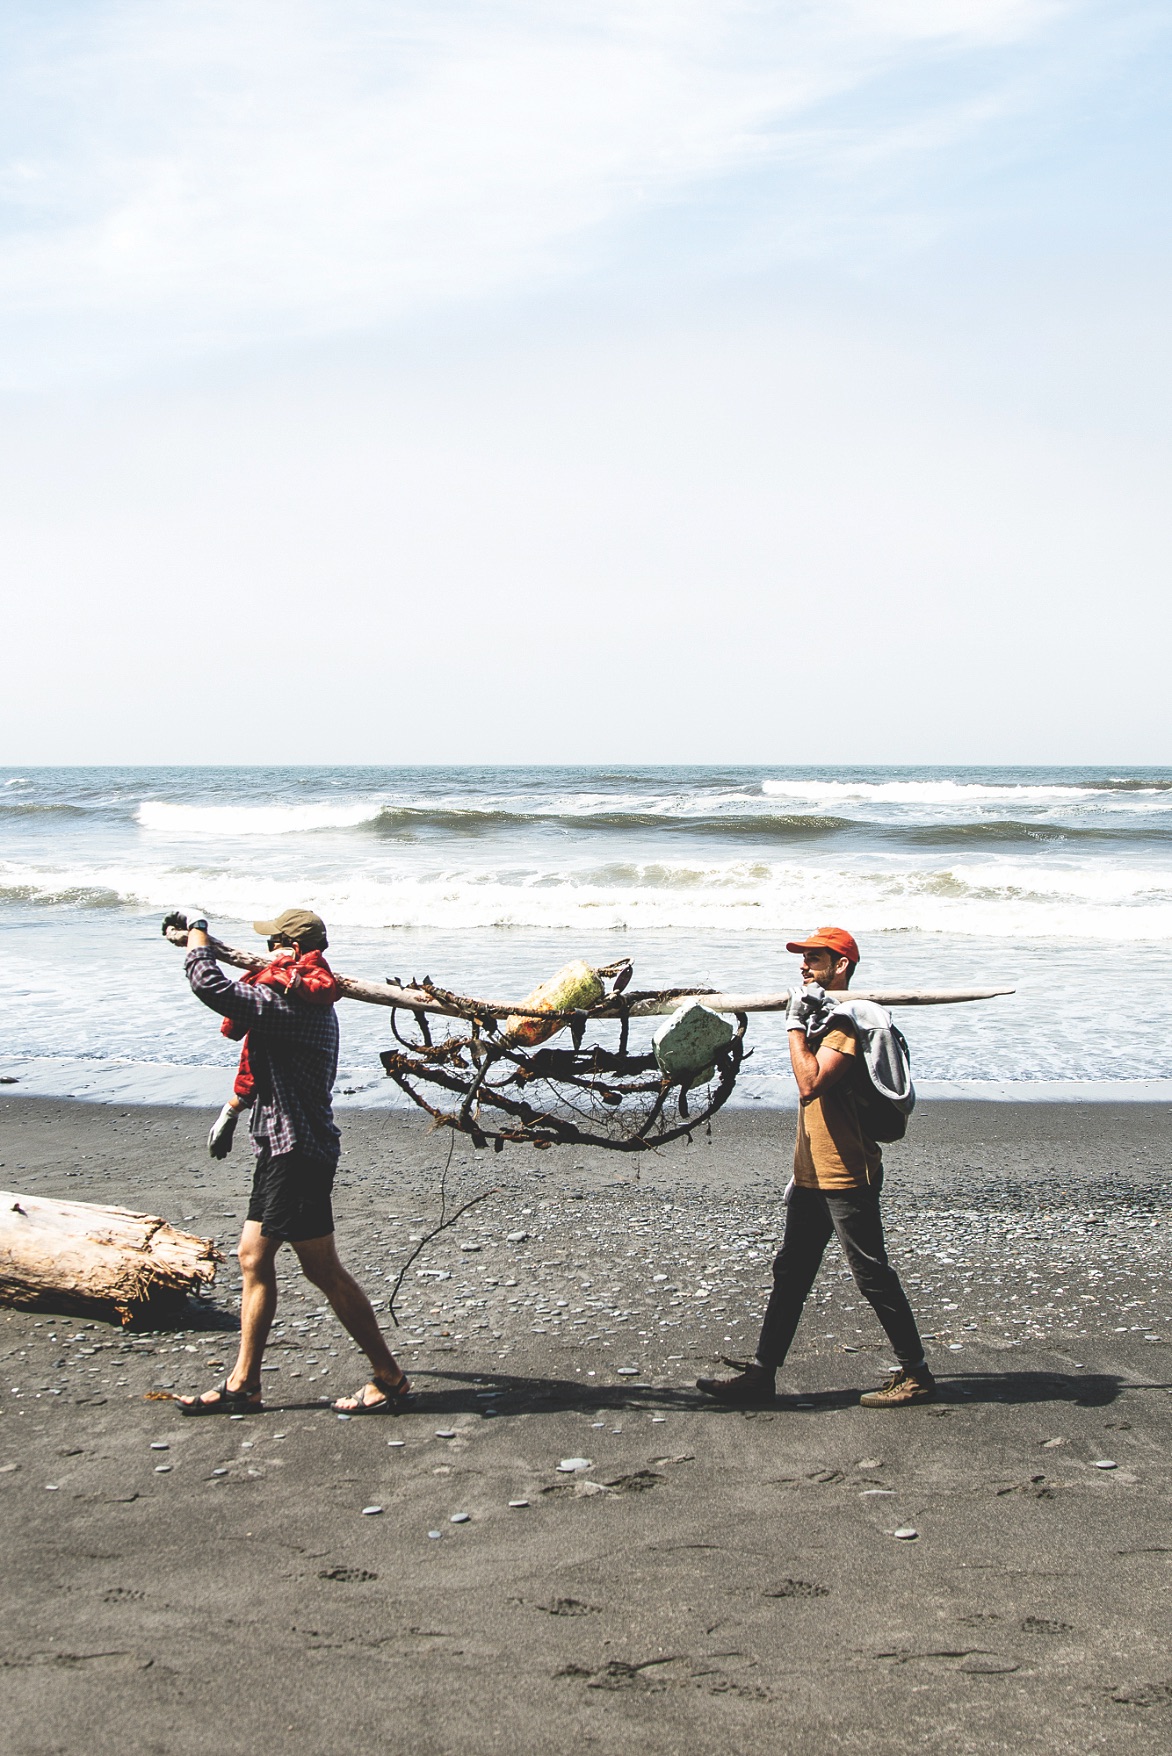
[222,950,340,1104]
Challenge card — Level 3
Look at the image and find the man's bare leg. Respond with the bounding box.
[179,1221,280,1409]
[293,1233,408,1409]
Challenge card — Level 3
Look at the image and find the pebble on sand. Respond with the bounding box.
[508,1500,530,1508]
[616,1366,639,1376]
[450,1512,470,1523]
[1093,1459,1118,1469]
[892,1527,919,1540]
[361,1504,384,1515]
[558,1457,592,1473]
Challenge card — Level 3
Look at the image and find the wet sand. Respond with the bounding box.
[2,1094,1171,1755]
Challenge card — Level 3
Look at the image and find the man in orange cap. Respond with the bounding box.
[698,927,934,1409]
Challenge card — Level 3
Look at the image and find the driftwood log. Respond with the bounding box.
[161,929,1012,1019]
[0,1191,218,1324]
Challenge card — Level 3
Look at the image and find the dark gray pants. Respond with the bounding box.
[755,1185,925,1372]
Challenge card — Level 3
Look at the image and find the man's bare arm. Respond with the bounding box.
[788,1032,850,1101]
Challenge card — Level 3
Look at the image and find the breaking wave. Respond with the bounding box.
[132,793,1172,845]
[5,853,1172,940]
[0,882,125,909]
[363,805,859,839]
[900,819,1171,846]
[761,777,1172,803]
[137,800,382,835]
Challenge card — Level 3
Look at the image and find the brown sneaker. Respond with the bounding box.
[696,1362,776,1407]
[859,1366,936,1408]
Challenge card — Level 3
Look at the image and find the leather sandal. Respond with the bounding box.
[178,1380,263,1417]
[333,1374,412,1414]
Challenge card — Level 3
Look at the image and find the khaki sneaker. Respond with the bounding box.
[859,1366,936,1408]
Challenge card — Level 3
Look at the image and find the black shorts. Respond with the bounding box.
[247,1149,337,1243]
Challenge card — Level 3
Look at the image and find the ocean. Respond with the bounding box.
[2,764,1170,1106]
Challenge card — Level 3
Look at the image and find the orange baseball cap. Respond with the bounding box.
[785,926,860,965]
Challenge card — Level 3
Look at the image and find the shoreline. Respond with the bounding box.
[4,1090,1172,1232]
[5,1057,1172,1109]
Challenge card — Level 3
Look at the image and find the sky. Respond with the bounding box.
[1,0,1170,766]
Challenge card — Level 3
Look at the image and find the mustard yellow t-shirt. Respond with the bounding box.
[793,1025,883,1192]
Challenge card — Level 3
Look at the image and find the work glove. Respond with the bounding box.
[207,1101,239,1160]
[786,981,824,1034]
[162,907,209,937]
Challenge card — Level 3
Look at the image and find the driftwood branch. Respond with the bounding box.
[162,929,1012,1018]
[626,987,1015,1015]
[384,1135,498,1325]
[0,1191,218,1324]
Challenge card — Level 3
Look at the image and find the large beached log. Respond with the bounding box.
[161,928,1013,1019]
[0,1191,218,1324]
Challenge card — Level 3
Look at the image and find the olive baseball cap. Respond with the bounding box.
[252,907,328,950]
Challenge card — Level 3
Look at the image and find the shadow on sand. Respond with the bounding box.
[246,1365,1161,1419]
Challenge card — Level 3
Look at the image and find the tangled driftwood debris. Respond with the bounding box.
[380,996,748,1153]
[163,928,1013,1154]
[383,1134,498,1325]
[0,1191,218,1324]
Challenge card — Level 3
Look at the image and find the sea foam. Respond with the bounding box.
[4,850,1171,939]
[136,800,383,835]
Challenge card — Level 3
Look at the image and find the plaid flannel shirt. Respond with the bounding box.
[186,945,341,1164]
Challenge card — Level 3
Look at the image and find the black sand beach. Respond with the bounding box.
[2,1095,1171,1754]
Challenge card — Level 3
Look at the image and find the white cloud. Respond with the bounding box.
[1,4,1167,771]
[0,0,1076,371]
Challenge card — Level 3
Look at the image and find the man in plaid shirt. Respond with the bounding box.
[170,906,409,1417]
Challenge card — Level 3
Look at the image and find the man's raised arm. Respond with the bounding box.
[164,910,289,1030]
